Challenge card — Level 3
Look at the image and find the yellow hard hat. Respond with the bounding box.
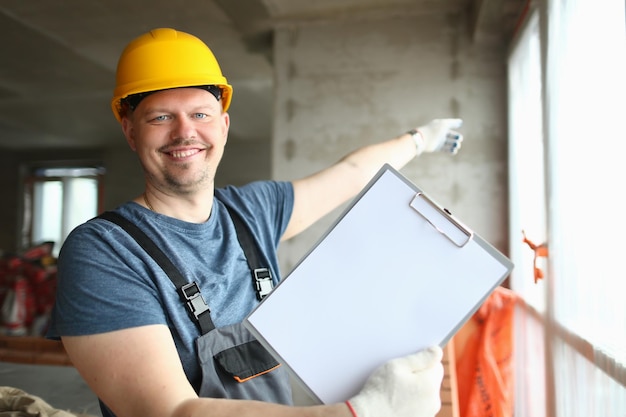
[111,28,233,122]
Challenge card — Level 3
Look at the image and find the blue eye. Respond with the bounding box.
[153,115,168,122]
[193,113,207,119]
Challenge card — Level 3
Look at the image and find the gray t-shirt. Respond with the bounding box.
[47,181,294,391]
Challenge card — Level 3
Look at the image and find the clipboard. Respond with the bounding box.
[244,164,513,404]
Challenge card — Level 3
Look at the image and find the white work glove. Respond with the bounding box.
[410,118,464,155]
[346,346,444,417]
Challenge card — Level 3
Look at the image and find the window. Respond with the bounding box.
[508,1,626,416]
[23,166,104,257]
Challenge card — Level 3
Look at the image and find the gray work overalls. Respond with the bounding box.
[98,207,293,407]
[196,321,291,402]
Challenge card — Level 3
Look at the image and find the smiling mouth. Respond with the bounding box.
[167,149,203,158]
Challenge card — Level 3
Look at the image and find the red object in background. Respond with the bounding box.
[0,242,57,335]
[455,286,520,417]
[1,275,35,334]
[21,241,54,261]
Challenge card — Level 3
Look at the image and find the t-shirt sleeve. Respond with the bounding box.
[48,220,170,338]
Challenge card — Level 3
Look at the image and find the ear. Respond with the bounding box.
[222,112,230,143]
[121,117,137,151]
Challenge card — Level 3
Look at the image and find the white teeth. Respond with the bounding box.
[170,149,199,158]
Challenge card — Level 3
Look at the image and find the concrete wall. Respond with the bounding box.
[0,152,21,254]
[271,14,509,274]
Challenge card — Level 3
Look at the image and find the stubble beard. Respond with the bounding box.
[150,161,214,197]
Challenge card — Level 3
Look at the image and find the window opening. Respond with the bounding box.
[23,165,105,257]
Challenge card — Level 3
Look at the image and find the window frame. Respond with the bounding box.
[20,162,105,255]
[507,1,626,415]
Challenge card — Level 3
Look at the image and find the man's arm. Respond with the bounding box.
[63,325,442,417]
[283,119,463,240]
[62,325,351,417]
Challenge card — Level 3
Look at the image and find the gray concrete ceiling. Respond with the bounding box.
[0,0,526,151]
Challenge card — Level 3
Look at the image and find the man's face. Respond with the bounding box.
[121,87,230,195]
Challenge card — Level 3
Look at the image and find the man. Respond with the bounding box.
[47,28,464,417]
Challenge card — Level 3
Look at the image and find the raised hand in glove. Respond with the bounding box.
[346,346,444,417]
[410,118,464,155]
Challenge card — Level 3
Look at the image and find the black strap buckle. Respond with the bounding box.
[180,281,210,320]
[253,268,273,300]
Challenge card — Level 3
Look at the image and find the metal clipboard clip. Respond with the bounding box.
[410,193,474,248]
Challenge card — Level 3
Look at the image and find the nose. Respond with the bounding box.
[170,115,197,141]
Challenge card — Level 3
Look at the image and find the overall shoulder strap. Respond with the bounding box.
[216,199,274,301]
[96,211,215,334]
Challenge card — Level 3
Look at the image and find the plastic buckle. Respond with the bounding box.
[253,268,273,300]
[180,281,210,320]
